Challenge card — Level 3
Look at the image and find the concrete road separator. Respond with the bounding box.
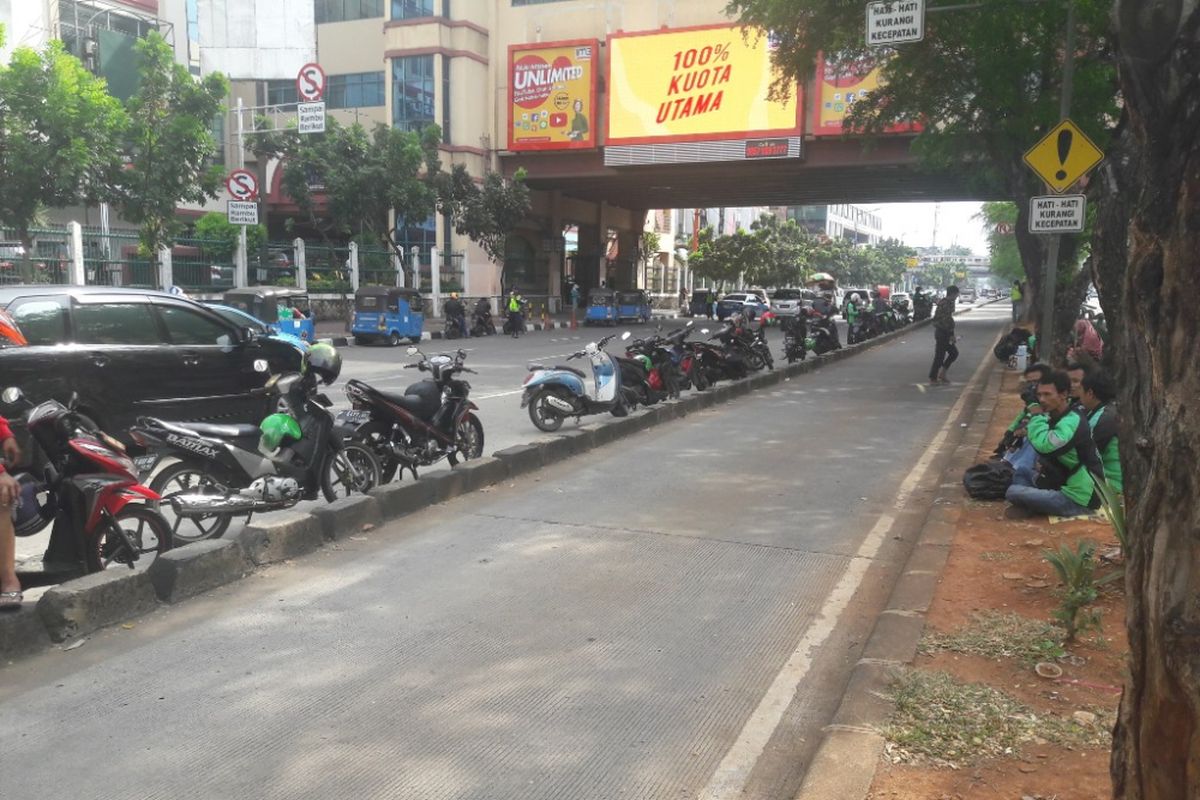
[233,512,326,565]
[148,539,253,604]
[310,495,382,541]
[35,569,160,643]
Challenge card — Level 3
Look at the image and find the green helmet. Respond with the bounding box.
[634,354,652,373]
[259,412,302,451]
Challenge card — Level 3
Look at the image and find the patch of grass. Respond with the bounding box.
[882,669,1113,767]
[979,550,1014,562]
[919,611,1067,665]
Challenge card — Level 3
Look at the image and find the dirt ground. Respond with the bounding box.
[867,370,1126,800]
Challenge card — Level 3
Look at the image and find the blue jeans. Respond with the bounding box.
[1003,440,1037,474]
[1006,468,1089,517]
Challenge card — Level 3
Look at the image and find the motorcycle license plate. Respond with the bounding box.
[133,454,159,475]
[335,410,372,425]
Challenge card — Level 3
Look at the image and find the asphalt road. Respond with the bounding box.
[2,304,1009,799]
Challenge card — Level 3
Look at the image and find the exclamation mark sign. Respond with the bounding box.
[1055,129,1073,181]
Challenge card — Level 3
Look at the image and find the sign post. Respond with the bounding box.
[225,169,260,227]
[866,0,925,47]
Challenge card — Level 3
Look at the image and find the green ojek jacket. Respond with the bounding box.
[1087,403,1123,492]
[1026,408,1097,508]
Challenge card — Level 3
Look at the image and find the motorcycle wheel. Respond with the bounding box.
[321,443,382,502]
[448,413,485,466]
[88,505,173,573]
[354,421,398,483]
[745,350,766,371]
[690,361,710,391]
[528,390,566,432]
[150,461,233,543]
[388,332,402,348]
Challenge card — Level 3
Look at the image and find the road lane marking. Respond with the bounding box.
[698,339,995,800]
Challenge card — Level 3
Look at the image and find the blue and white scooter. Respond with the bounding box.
[521,332,635,432]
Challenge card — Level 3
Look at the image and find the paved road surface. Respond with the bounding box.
[4,306,1006,800]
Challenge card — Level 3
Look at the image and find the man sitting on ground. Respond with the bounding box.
[1078,370,1122,492]
[1005,370,1105,518]
[994,362,1052,471]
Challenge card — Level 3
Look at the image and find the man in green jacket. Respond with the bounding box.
[1005,370,1105,518]
[1078,369,1122,492]
[846,292,863,343]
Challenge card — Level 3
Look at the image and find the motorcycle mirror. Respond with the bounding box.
[621,331,631,341]
[1,387,21,405]
[407,346,419,356]
[686,320,694,328]
[68,391,80,411]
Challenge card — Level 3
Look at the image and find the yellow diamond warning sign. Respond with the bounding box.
[1023,119,1104,193]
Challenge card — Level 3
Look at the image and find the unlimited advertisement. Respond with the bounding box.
[812,53,921,136]
[605,24,801,146]
[508,39,598,151]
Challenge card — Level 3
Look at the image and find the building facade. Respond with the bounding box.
[785,204,883,245]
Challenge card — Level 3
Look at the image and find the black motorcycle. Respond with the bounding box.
[807,312,842,355]
[338,347,485,482]
[131,369,381,543]
[912,293,933,322]
[782,316,808,364]
[471,306,497,337]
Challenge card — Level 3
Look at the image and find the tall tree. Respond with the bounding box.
[1101,4,1200,798]
[726,0,1118,354]
[976,202,1026,285]
[255,120,530,284]
[110,32,227,262]
[748,212,813,287]
[688,227,765,290]
[0,41,126,278]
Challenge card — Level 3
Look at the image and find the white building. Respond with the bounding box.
[786,204,883,244]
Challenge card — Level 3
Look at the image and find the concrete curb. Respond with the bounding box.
[2,314,948,661]
[793,335,1007,800]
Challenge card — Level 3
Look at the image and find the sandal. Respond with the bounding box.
[0,590,23,611]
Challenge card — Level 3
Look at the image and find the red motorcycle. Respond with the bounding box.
[3,386,171,580]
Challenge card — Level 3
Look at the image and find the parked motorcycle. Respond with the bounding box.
[522,332,635,432]
[692,327,749,384]
[782,316,808,364]
[806,311,842,356]
[471,307,497,337]
[338,347,484,482]
[913,293,933,322]
[130,345,381,543]
[2,386,171,580]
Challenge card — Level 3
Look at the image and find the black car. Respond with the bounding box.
[0,285,305,439]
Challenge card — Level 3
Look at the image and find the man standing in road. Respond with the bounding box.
[929,285,960,385]
[1010,280,1023,322]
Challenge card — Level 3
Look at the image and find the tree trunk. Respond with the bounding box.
[1109,4,1200,798]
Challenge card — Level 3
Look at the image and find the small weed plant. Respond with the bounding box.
[1044,540,1102,641]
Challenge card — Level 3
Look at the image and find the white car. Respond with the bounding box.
[770,288,810,317]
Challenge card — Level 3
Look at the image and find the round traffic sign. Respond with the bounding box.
[225,169,259,201]
[995,222,1014,235]
[296,62,326,102]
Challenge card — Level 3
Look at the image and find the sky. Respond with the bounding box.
[862,201,990,256]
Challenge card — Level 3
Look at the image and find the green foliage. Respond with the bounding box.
[688,227,766,290]
[747,213,813,287]
[253,120,530,280]
[0,41,126,277]
[641,230,662,262]
[110,32,228,261]
[1092,474,1127,557]
[442,165,532,266]
[976,202,1024,283]
[1043,541,1102,641]
[193,212,265,261]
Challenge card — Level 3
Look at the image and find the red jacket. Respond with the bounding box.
[0,416,11,474]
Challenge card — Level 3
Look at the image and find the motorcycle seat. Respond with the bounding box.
[171,421,261,439]
[553,365,586,379]
[380,384,441,420]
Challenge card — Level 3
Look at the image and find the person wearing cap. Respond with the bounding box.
[0,415,22,610]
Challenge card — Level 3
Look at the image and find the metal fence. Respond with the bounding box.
[414,250,464,293]
[0,226,72,286]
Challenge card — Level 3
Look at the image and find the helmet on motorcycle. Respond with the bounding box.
[634,354,652,373]
[11,473,51,537]
[0,309,27,348]
[302,343,342,385]
[259,412,302,451]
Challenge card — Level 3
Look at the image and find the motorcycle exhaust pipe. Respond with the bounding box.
[545,395,577,413]
[168,493,265,517]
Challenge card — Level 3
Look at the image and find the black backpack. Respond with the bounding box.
[993,327,1032,363]
[963,460,1015,499]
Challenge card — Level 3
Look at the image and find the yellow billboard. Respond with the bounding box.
[813,53,921,136]
[508,39,598,151]
[605,24,801,145]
